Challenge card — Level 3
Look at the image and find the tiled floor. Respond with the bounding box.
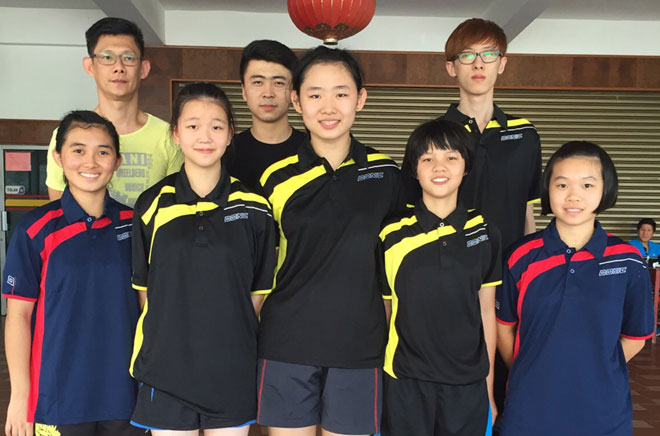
[0,318,658,434]
[629,340,660,435]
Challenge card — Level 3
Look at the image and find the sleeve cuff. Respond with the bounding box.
[496,317,517,326]
[132,283,147,292]
[382,295,393,300]
[2,294,37,302]
[527,198,541,204]
[620,332,654,340]
[251,289,272,295]
[481,280,502,288]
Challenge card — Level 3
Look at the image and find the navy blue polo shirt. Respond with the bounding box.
[2,188,138,425]
[379,201,501,384]
[496,220,654,436]
[258,136,406,368]
[130,167,276,418]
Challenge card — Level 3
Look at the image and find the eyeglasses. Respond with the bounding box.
[453,50,502,65]
[91,51,141,66]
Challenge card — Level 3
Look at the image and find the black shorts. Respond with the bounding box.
[35,420,143,436]
[131,382,256,431]
[382,375,491,436]
[256,359,382,434]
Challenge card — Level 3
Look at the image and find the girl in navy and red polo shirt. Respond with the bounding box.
[496,141,654,436]
[3,111,140,436]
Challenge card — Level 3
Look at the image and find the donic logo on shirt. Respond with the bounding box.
[598,267,627,277]
[501,133,523,141]
[467,234,489,247]
[225,212,249,223]
[357,171,384,182]
[116,231,131,241]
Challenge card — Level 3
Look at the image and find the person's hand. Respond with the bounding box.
[5,396,33,436]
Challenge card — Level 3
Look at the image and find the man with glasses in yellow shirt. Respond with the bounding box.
[46,17,182,207]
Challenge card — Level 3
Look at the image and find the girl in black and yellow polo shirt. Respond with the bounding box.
[256,46,406,436]
[129,83,276,435]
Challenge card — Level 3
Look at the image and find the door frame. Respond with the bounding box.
[0,144,49,315]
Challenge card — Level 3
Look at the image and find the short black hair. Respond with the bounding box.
[239,40,298,84]
[637,218,657,232]
[85,17,145,57]
[404,119,473,177]
[292,46,364,94]
[171,82,235,135]
[541,141,618,216]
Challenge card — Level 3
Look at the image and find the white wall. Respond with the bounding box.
[2,6,660,121]
[510,19,660,55]
[163,10,463,52]
[164,10,660,55]
[1,7,105,120]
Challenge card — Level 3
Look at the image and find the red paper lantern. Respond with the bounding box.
[287,0,377,45]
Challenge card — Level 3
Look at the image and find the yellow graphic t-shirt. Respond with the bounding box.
[46,113,183,207]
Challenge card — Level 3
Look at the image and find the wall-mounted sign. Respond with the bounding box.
[5,152,31,171]
[5,186,26,195]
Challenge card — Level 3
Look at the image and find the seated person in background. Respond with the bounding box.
[629,218,660,260]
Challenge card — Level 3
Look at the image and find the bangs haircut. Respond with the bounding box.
[292,46,364,94]
[541,141,618,216]
[445,18,508,61]
[55,110,120,155]
[170,82,235,135]
[85,17,145,57]
[240,40,298,84]
[404,119,473,176]
[637,218,656,232]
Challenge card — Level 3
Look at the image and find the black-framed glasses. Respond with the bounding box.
[91,51,141,66]
[454,50,502,65]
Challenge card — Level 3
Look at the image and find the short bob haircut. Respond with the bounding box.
[445,18,508,62]
[170,82,235,136]
[541,141,618,216]
[292,46,364,94]
[404,119,473,177]
[637,218,657,232]
[239,40,298,84]
[85,17,145,57]
[55,110,120,156]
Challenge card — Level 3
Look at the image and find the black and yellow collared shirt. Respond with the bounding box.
[130,167,276,418]
[444,103,541,251]
[379,201,502,384]
[403,104,542,252]
[258,136,406,368]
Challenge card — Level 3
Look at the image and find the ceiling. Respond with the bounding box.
[2,0,660,21]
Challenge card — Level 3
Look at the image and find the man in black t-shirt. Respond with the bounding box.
[226,40,305,191]
[442,19,542,435]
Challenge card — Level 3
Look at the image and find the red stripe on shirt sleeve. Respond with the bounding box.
[2,294,37,302]
[508,238,544,269]
[27,209,63,239]
[28,222,87,421]
[497,317,517,326]
[620,332,654,340]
